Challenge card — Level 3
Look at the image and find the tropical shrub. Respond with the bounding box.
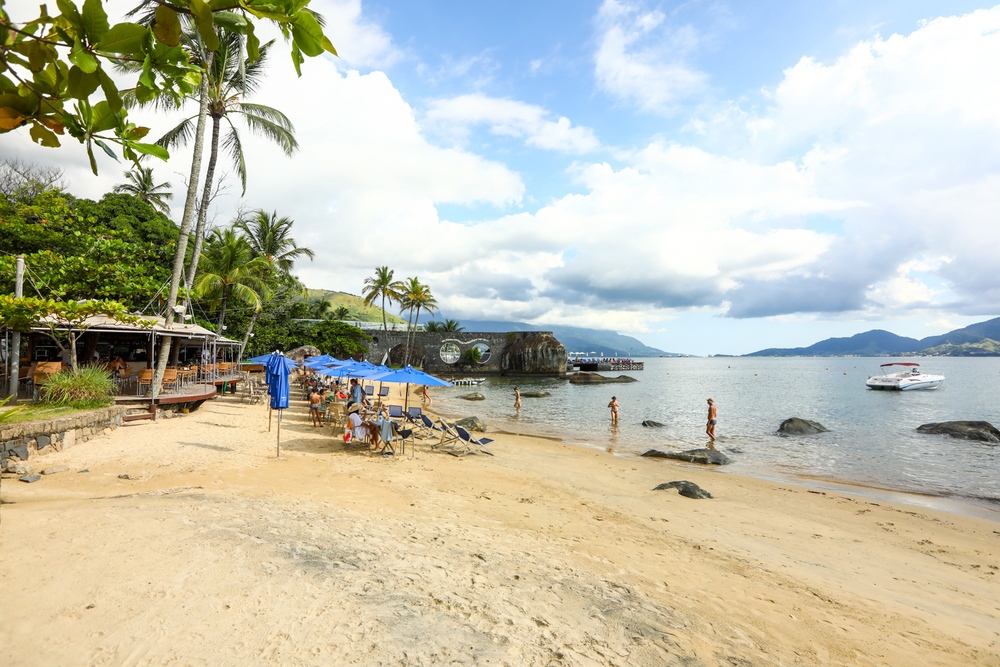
[39,368,115,408]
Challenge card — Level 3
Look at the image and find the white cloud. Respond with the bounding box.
[313,0,403,69]
[593,0,707,112]
[424,94,600,154]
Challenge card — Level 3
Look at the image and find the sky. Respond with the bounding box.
[3,0,1000,355]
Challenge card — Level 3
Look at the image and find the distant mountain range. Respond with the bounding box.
[747,317,1000,357]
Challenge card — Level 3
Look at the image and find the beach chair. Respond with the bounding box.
[455,425,494,453]
[410,412,437,438]
[378,386,390,400]
[435,420,462,449]
[364,384,374,398]
[387,404,404,421]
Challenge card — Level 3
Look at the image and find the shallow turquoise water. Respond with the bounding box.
[431,357,1000,509]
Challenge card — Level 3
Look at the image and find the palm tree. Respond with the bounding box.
[195,228,269,334]
[441,319,463,332]
[113,166,173,214]
[332,306,350,321]
[310,299,331,319]
[362,266,404,337]
[158,32,299,294]
[234,209,314,272]
[399,277,438,366]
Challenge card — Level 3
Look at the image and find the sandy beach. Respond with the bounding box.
[1,389,998,666]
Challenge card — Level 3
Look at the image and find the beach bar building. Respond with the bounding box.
[1,315,244,409]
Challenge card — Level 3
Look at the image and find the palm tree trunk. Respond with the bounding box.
[184,114,222,295]
[403,306,416,366]
[152,51,213,399]
[381,292,388,336]
[241,309,260,353]
[217,289,229,335]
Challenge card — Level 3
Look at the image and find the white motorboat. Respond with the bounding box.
[866,362,944,391]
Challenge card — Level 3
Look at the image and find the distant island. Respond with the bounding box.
[747,317,1000,357]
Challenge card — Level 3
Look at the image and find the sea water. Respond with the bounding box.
[431,357,1000,511]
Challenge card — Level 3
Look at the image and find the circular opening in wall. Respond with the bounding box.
[472,342,491,363]
[439,342,461,364]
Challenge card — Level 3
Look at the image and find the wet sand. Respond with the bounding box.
[1,390,998,665]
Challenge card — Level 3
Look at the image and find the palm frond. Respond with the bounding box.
[156,116,198,150]
[221,124,248,194]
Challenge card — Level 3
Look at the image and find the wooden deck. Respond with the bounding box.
[115,383,220,406]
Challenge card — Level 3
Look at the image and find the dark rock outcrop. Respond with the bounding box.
[455,416,488,432]
[388,344,426,368]
[501,332,567,375]
[287,345,321,363]
[458,393,485,401]
[518,390,551,398]
[642,420,665,427]
[778,417,829,435]
[654,480,713,499]
[642,448,731,465]
[568,372,638,384]
[916,421,1000,443]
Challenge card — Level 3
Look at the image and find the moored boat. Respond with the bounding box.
[866,362,944,391]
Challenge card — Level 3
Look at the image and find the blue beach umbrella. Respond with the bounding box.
[247,353,274,364]
[303,354,338,368]
[263,352,295,456]
[369,365,452,410]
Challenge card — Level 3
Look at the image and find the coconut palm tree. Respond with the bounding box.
[441,319,463,332]
[113,166,173,214]
[332,306,351,321]
[310,299,332,319]
[157,31,298,294]
[234,209,314,273]
[399,277,438,366]
[195,228,269,334]
[362,266,404,337]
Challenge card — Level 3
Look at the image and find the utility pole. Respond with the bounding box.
[6,255,24,401]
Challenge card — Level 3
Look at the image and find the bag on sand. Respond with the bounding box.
[344,431,352,443]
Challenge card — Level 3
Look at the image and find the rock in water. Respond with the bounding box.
[916,421,1000,443]
[642,448,731,465]
[458,393,486,401]
[778,417,829,435]
[654,480,713,499]
[518,390,551,398]
[568,372,638,384]
[455,416,488,432]
[500,332,567,374]
[641,420,665,427]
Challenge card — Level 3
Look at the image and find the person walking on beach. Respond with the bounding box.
[514,387,521,410]
[422,385,431,404]
[608,396,619,424]
[706,398,717,441]
[309,388,323,427]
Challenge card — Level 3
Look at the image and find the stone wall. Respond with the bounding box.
[1,405,130,472]
[364,331,567,376]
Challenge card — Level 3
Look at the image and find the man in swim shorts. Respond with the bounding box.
[706,398,717,441]
[309,388,323,426]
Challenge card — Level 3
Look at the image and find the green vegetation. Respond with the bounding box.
[39,367,115,408]
[305,289,406,324]
[923,338,1000,356]
[460,346,482,365]
[362,266,404,335]
[425,319,463,332]
[113,167,173,214]
[0,0,336,171]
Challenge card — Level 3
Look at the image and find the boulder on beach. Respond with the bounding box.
[458,393,486,401]
[455,416,488,433]
[642,448,731,465]
[518,390,551,398]
[916,421,1000,443]
[653,480,713,499]
[287,345,321,362]
[568,372,638,384]
[777,417,829,435]
[641,420,665,428]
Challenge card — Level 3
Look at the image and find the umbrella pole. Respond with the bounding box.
[276,409,282,457]
[268,406,272,432]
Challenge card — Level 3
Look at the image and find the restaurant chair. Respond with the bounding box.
[138,369,153,394]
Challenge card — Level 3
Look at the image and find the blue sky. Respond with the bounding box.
[3,1,1000,355]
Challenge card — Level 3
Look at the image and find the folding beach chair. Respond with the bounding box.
[410,412,437,438]
[455,425,494,452]
[364,385,374,398]
[406,406,423,425]
[435,420,462,449]
[387,404,405,420]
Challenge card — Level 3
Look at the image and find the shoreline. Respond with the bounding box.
[2,391,998,664]
[434,394,1000,524]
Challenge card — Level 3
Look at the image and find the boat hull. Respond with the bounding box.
[866,376,944,391]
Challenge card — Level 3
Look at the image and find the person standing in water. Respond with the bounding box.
[706,398,717,441]
[608,396,619,424]
[513,387,521,410]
